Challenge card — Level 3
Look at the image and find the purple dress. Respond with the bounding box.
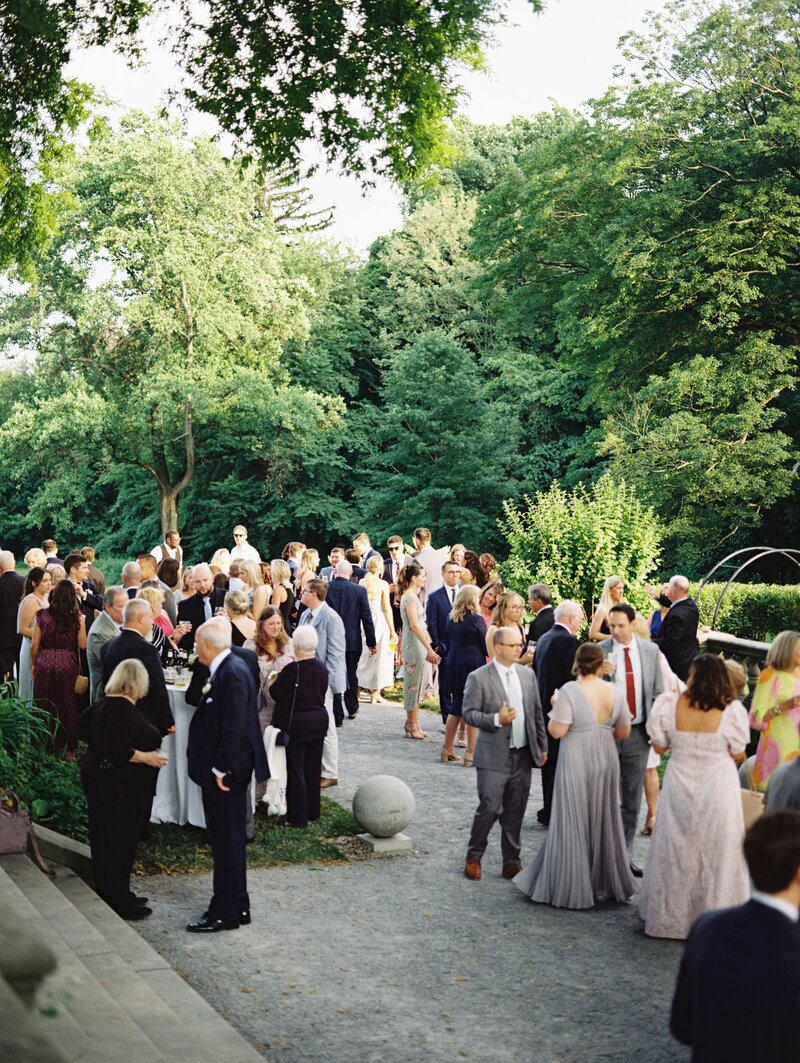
[33,609,81,751]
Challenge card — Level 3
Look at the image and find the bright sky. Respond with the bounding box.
[67,0,660,252]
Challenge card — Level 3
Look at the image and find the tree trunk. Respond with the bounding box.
[154,393,195,535]
[159,486,181,535]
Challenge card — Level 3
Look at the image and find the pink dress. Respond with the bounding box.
[639,692,750,939]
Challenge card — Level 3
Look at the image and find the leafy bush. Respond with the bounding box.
[0,684,88,842]
[693,582,800,643]
[498,475,662,616]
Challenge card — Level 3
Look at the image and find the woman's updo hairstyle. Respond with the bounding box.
[572,643,604,676]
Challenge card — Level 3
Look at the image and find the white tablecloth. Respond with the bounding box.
[150,685,206,828]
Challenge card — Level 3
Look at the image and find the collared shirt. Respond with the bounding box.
[104,611,121,634]
[444,584,457,607]
[751,890,800,923]
[610,636,644,724]
[230,542,261,564]
[492,658,527,748]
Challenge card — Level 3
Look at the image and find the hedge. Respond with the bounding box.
[692,582,800,643]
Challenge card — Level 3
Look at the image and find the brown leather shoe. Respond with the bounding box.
[320,777,338,789]
[464,859,482,880]
[502,866,523,879]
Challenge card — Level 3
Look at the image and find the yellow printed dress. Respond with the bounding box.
[750,668,800,791]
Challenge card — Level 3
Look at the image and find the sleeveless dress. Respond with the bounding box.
[17,594,40,700]
[357,583,394,691]
[33,609,81,751]
[400,591,427,711]
[639,692,750,939]
[514,682,635,908]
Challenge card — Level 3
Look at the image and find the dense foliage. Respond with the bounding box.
[694,583,800,643]
[0,0,798,581]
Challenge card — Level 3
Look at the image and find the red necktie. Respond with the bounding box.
[624,647,636,721]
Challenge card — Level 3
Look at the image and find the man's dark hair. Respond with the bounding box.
[63,552,85,576]
[442,560,460,573]
[345,549,361,565]
[387,535,403,547]
[745,811,800,893]
[414,527,431,544]
[42,539,57,554]
[137,553,157,570]
[528,583,551,605]
[609,602,636,622]
[305,579,327,601]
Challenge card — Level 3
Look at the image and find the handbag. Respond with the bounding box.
[275,663,300,747]
[0,790,55,878]
[741,756,765,830]
[74,633,88,696]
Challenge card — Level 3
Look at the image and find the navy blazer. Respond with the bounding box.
[654,597,699,681]
[187,651,269,788]
[324,577,376,653]
[671,899,800,1062]
[185,644,260,706]
[535,624,580,712]
[426,585,456,656]
[100,628,174,735]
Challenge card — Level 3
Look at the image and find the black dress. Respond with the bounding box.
[81,696,161,918]
[445,613,488,717]
[271,657,329,826]
[278,586,296,634]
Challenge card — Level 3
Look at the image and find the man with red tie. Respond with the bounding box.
[599,603,663,876]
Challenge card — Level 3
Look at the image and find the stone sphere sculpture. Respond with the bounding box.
[352,775,415,838]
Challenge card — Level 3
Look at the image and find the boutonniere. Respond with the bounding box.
[201,681,212,695]
[188,651,198,666]
[268,669,279,682]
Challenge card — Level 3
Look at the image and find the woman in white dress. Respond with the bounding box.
[357,556,396,702]
[17,566,53,700]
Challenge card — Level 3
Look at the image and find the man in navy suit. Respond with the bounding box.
[186,620,268,932]
[671,811,800,1061]
[323,560,376,723]
[648,574,699,681]
[100,599,174,735]
[534,600,583,826]
[426,560,461,723]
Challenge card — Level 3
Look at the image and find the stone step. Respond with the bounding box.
[52,867,267,1062]
[0,969,68,1063]
[0,855,170,1063]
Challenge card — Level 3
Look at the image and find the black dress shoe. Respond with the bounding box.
[129,893,149,905]
[187,916,240,933]
[121,906,153,921]
[630,862,644,878]
[347,710,359,720]
[239,910,251,925]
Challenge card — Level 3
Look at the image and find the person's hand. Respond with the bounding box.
[215,773,230,792]
[520,645,535,664]
[166,725,176,734]
[645,584,660,600]
[601,660,616,675]
[369,645,377,656]
[426,648,439,664]
[541,753,548,765]
[134,750,168,768]
[72,580,86,599]
[498,701,517,725]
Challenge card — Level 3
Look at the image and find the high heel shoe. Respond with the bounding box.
[463,751,474,767]
[404,724,427,740]
[642,815,656,836]
[440,747,459,762]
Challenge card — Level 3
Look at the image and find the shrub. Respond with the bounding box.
[693,582,800,643]
[498,475,662,616]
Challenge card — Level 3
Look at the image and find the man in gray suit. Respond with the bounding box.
[297,579,347,789]
[462,627,548,881]
[86,586,127,700]
[599,602,663,873]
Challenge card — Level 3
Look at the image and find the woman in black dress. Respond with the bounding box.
[269,626,330,828]
[443,586,487,767]
[80,659,167,920]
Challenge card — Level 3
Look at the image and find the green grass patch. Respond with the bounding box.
[135,796,360,875]
[379,681,440,714]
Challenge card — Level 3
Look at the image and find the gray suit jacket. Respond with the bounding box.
[462,662,548,770]
[598,636,663,721]
[87,610,121,701]
[298,602,347,694]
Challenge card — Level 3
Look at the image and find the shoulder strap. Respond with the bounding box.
[285,662,301,738]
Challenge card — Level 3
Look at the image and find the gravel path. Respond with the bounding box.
[136,699,688,1063]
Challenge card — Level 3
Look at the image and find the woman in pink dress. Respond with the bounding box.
[639,655,750,939]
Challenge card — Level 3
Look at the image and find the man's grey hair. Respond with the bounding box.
[554,600,583,623]
[528,583,551,605]
[669,575,690,594]
[123,598,152,625]
[122,561,141,582]
[293,625,319,654]
[196,618,232,651]
[0,551,15,571]
[103,585,127,608]
[334,559,353,578]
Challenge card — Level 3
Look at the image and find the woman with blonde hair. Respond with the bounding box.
[181,566,195,599]
[209,548,231,576]
[270,558,295,633]
[295,548,321,595]
[589,576,625,642]
[224,590,257,646]
[357,555,396,703]
[442,586,487,765]
[239,559,270,619]
[486,591,531,663]
[749,630,800,792]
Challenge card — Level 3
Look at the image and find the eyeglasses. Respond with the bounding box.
[496,642,523,649]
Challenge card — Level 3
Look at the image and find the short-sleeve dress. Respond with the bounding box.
[639,692,750,939]
[514,681,635,908]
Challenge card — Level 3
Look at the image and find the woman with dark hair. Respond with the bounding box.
[17,566,53,700]
[398,561,439,739]
[514,643,635,909]
[156,556,180,592]
[30,578,87,758]
[639,654,750,939]
[479,553,497,580]
[462,550,486,586]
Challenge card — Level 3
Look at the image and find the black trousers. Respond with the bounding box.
[202,779,249,922]
[438,653,453,722]
[285,738,324,826]
[88,791,151,917]
[333,649,362,722]
[0,645,20,682]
